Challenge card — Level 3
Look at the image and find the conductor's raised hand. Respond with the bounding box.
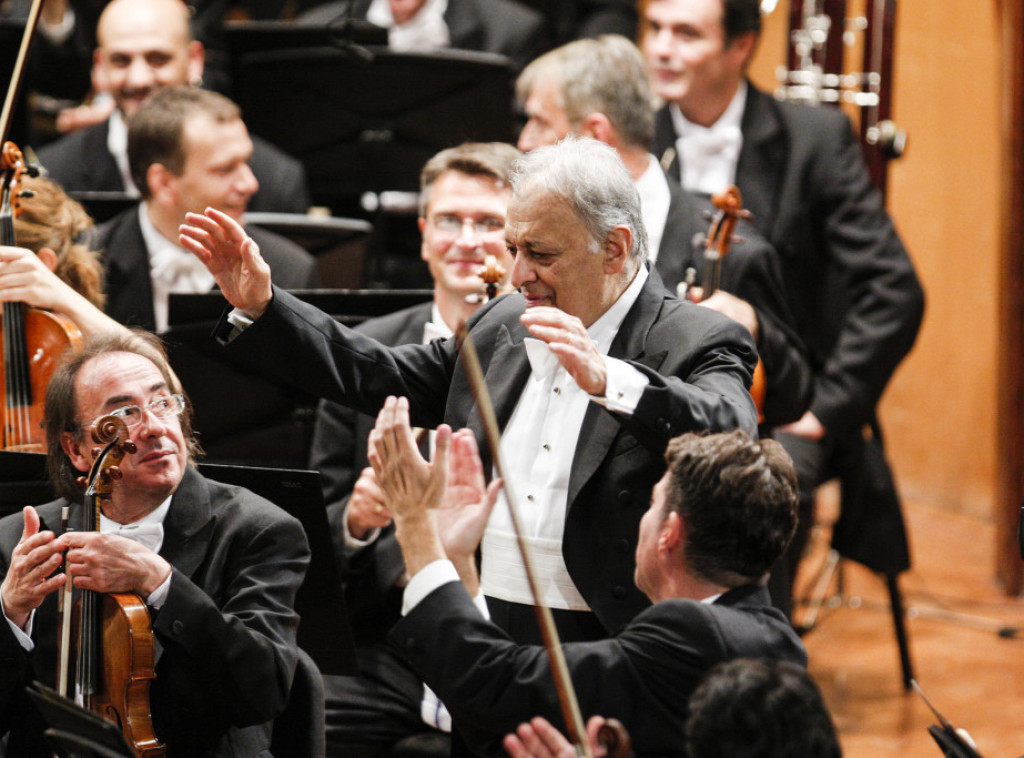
[179,207,273,319]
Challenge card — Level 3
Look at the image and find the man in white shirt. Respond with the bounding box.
[514,34,812,431]
[94,85,318,334]
[35,0,310,215]
[360,395,805,756]
[308,142,519,757]
[180,136,758,643]
[0,330,309,756]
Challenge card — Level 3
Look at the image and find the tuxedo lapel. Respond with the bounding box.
[466,323,531,474]
[158,467,214,580]
[100,207,158,330]
[735,85,786,241]
[568,278,668,509]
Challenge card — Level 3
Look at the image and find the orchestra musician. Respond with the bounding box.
[94,85,319,334]
[180,136,758,650]
[514,33,812,430]
[641,0,924,606]
[0,330,310,756]
[309,141,519,757]
[362,395,806,757]
[35,0,311,215]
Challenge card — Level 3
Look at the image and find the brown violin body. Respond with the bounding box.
[95,593,164,757]
[1,302,83,450]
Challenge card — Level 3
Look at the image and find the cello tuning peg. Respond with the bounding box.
[76,476,87,488]
[123,441,138,454]
[109,467,123,480]
[18,189,35,199]
[90,446,101,457]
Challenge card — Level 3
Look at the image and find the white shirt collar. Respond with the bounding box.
[586,264,649,355]
[670,81,748,195]
[107,110,141,197]
[140,203,217,332]
[633,154,672,265]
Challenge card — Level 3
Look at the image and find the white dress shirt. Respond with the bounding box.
[634,153,673,265]
[139,204,217,333]
[480,267,650,610]
[367,0,450,51]
[671,81,747,195]
[106,110,141,197]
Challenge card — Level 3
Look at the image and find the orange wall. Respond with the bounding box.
[748,2,1003,520]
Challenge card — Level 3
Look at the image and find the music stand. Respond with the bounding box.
[197,463,357,676]
[225,39,516,214]
[27,682,133,758]
[0,450,53,518]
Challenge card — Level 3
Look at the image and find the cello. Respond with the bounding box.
[1,0,83,451]
[54,415,166,757]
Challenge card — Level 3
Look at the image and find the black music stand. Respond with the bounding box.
[0,450,53,518]
[27,682,133,758]
[225,35,516,214]
[197,463,357,676]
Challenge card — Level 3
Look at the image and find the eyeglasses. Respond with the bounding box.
[85,394,186,431]
[431,214,505,237]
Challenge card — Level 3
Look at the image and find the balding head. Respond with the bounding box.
[95,0,204,119]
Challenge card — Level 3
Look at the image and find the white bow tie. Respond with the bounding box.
[109,522,164,553]
[150,247,215,293]
[524,338,562,382]
[678,125,743,194]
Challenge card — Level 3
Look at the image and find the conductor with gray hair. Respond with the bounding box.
[180,135,759,645]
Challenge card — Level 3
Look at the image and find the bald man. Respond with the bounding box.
[36,0,310,214]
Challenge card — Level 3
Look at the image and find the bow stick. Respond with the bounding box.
[456,324,631,757]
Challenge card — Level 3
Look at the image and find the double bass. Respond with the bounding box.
[1,0,82,451]
[55,415,166,757]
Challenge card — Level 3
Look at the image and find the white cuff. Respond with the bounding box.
[589,356,649,414]
[1,594,35,652]
[146,572,172,610]
[401,559,459,615]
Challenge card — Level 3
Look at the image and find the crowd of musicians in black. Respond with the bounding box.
[0,0,923,755]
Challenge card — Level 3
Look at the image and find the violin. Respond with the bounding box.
[686,186,767,423]
[1,0,83,451]
[55,415,165,757]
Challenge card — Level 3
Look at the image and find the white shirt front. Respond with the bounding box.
[480,267,650,610]
[634,153,673,265]
[106,110,141,197]
[367,0,450,51]
[139,204,217,333]
[671,81,747,195]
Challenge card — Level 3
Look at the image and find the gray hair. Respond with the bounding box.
[516,35,656,151]
[510,136,648,263]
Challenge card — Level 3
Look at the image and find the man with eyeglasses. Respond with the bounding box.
[0,331,310,756]
[308,141,518,757]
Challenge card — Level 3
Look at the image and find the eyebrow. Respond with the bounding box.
[101,381,169,409]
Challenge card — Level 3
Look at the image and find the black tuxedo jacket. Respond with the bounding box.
[36,117,312,215]
[308,301,434,641]
[654,84,924,438]
[217,276,758,632]
[389,580,807,757]
[95,205,319,332]
[655,177,812,427]
[0,466,309,757]
[305,0,547,71]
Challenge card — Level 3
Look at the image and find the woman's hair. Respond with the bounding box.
[13,175,106,309]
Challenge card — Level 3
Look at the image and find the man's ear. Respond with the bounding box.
[726,30,758,68]
[579,112,615,144]
[60,431,92,475]
[603,226,632,274]
[148,163,176,205]
[187,40,205,86]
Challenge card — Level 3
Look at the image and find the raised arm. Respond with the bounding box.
[178,207,273,319]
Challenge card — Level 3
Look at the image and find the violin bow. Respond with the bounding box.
[455,324,631,758]
[0,0,44,147]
